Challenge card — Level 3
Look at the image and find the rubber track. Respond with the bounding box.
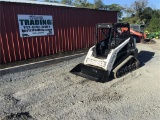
[113,55,136,78]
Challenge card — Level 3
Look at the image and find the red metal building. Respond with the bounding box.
[0,0,118,64]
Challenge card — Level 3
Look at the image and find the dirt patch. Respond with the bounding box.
[2,112,34,120]
[89,90,123,103]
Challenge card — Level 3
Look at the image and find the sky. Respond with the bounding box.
[89,0,160,9]
[38,0,160,9]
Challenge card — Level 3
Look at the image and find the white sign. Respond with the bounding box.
[18,15,54,37]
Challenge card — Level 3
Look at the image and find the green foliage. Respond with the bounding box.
[122,8,160,32]
[131,0,148,17]
[61,0,73,5]
[123,0,148,23]
[140,7,152,24]
[105,4,124,18]
[52,0,60,3]
[121,0,160,32]
[120,16,139,24]
[43,0,50,2]
[146,17,160,32]
[34,0,160,32]
[42,0,59,2]
[93,0,103,9]
[73,0,94,9]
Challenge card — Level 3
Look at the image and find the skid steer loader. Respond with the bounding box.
[70,23,140,83]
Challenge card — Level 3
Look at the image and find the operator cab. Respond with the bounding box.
[95,23,130,58]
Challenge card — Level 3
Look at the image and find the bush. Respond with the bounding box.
[146,17,160,32]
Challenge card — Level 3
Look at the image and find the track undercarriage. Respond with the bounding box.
[113,55,140,78]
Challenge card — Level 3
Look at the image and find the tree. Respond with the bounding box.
[140,7,153,24]
[106,4,124,19]
[131,0,148,17]
[43,0,50,2]
[74,0,87,6]
[51,0,59,3]
[123,4,135,17]
[120,16,139,24]
[147,9,160,31]
[61,0,73,5]
[147,17,160,32]
[74,0,94,8]
[122,0,149,25]
[42,0,60,3]
[93,0,104,9]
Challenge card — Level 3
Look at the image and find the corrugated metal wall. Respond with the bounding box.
[0,1,118,64]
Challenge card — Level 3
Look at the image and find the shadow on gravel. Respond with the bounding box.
[0,52,87,75]
[138,50,155,67]
[2,112,34,120]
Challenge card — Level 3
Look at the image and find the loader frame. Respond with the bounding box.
[70,23,139,83]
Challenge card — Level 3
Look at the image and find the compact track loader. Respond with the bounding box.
[70,23,140,83]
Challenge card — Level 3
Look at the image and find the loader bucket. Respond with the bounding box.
[70,63,109,83]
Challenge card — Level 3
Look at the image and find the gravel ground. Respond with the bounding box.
[0,39,160,120]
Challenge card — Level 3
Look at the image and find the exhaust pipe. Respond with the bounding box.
[70,63,109,83]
